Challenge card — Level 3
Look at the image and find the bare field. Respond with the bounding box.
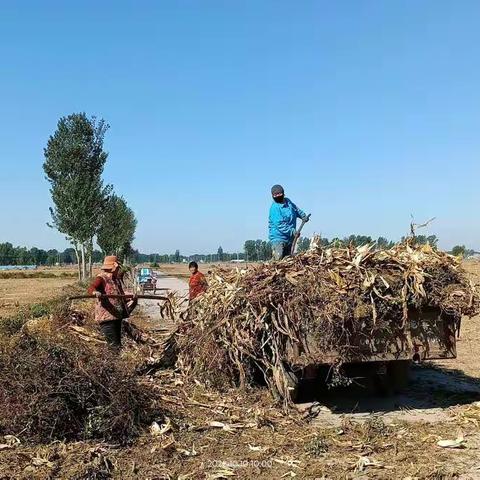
[158,261,250,279]
[437,259,480,377]
[0,277,76,318]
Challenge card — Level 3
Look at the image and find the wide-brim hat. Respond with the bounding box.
[101,255,119,271]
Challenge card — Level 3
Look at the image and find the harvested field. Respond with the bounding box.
[2,360,480,479]
[0,271,76,279]
[0,277,76,318]
[157,262,255,280]
[435,259,480,377]
[158,262,228,279]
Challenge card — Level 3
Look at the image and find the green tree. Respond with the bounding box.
[174,249,181,263]
[61,248,77,264]
[13,247,31,265]
[330,237,345,248]
[0,243,15,265]
[46,249,59,265]
[217,246,224,262]
[92,250,103,263]
[241,240,272,261]
[255,240,263,260]
[297,237,311,252]
[29,247,48,265]
[43,113,111,281]
[97,194,137,260]
[426,235,438,248]
[343,235,373,247]
[451,245,466,257]
[262,241,273,260]
[376,236,394,249]
[404,234,439,249]
[244,240,257,261]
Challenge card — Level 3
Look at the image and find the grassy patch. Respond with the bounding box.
[0,300,56,336]
[305,434,329,457]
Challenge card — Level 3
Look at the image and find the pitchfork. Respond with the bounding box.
[291,213,311,254]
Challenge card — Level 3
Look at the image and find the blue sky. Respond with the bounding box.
[1,1,479,254]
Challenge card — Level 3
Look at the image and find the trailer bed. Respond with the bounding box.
[289,306,459,367]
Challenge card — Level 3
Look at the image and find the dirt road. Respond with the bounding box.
[133,270,188,329]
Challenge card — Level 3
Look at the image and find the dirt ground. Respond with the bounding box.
[1,260,480,479]
[440,259,480,377]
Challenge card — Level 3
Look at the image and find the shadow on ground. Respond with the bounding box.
[296,363,480,422]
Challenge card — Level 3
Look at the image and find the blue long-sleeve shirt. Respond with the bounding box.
[268,198,306,243]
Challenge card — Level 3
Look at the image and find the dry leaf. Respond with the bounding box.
[0,435,21,450]
[248,444,268,452]
[208,421,249,433]
[437,432,465,449]
[176,444,198,456]
[207,469,236,479]
[31,457,54,468]
[354,456,384,473]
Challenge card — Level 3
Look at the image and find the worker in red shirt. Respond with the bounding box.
[88,255,138,347]
[188,261,208,301]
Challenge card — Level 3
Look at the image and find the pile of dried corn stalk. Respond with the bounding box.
[175,240,479,403]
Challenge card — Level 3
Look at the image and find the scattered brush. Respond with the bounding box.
[0,306,159,444]
[174,240,479,403]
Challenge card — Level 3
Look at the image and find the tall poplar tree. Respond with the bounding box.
[97,194,137,259]
[43,113,111,281]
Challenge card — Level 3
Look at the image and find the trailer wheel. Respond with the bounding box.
[387,360,411,392]
[373,362,393,396]
[374,361,411,395]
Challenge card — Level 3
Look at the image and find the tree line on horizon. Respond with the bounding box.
[2,234,478,267]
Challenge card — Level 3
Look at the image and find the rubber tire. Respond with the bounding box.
[387,360,411,392]
[374,362,394,396]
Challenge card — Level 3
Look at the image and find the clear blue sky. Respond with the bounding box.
[1,0,479,254]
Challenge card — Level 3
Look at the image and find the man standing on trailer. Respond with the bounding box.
[88,255,138,347]
[269,184,309,260]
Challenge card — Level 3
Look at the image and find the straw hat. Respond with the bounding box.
[101,255,119,271]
